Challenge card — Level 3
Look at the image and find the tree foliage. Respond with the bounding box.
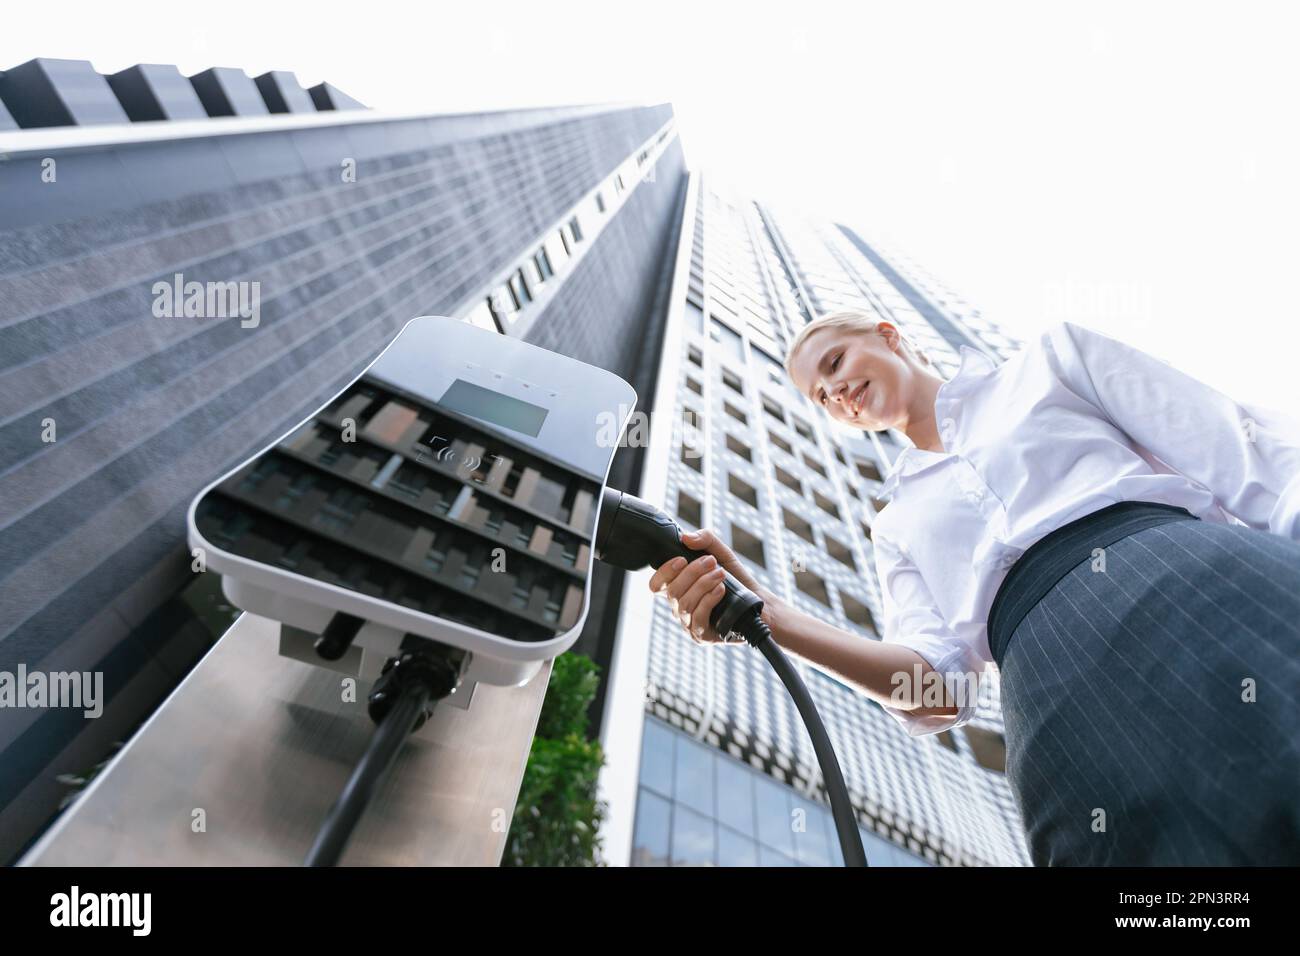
[501,653,608,867]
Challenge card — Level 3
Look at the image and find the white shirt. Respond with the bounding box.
[871,320,1300,738]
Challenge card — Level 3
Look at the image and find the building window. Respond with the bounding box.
[568,215,584,243]
[526,257,545,289]
[688,345,703,367]
[752,344,783,377]
[683,406,703,429]
[768,430,793,455]
[711,318,744,362]
[686,300,705,334]
[595,191,606,213]
[839,592,877,635]
[791,416,815,442]
[813,490,840,519]
[725,433,752,462]
[728,473,759,509]
[677,491,703,528]
[687,377,703,396]
[535,248,555,281]
[731,523,766,568]
[856,459,883,482]
[721,368,744,395]
[631,787,671,867]
[801,453,828,478]
[824,533,856,570]
[723,401,747,425]
[508,268,531,308]
[681,444,703,473]
[486,288,515,328]
[794,568,831,607]
[782,508,815,545]
[762,397,786,424]
[773,465,802,494]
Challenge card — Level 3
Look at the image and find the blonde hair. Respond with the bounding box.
[783,310,932,385]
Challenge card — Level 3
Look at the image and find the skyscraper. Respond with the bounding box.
[600,176,1032,867]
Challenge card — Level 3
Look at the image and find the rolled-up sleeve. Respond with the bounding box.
[1047,321,1300,540]
[873,531,985,737]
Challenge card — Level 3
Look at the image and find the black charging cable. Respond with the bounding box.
[304,645,459,867]
[595,489,869,867]
[741,612,867,867]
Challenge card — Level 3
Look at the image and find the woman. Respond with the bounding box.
[650,310,1300,866]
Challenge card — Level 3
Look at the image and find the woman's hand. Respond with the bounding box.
[648,527,786,645]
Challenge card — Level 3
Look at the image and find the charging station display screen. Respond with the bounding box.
[439,379,548,437]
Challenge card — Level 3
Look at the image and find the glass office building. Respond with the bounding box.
[601,176,1032,867]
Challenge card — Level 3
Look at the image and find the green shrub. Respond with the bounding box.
[533,652,601,739]
[502,653,608,866]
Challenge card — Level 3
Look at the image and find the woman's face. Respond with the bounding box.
[787,323,917,431]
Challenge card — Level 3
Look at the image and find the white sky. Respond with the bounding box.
[6,0,1299,411]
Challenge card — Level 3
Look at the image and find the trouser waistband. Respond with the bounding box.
[988,500,1198,668]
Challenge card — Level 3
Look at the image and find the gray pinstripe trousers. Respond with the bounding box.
[997,517,1300,866]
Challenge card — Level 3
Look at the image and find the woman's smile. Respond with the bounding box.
[848,381,870,417]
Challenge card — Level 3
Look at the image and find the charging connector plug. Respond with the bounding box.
[368,648,460,729]
[304,645,460,866]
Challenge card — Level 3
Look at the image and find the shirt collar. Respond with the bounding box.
[878,344,998,496]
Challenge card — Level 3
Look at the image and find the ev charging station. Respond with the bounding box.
[188,314,636,703]
[21,316,866,867]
